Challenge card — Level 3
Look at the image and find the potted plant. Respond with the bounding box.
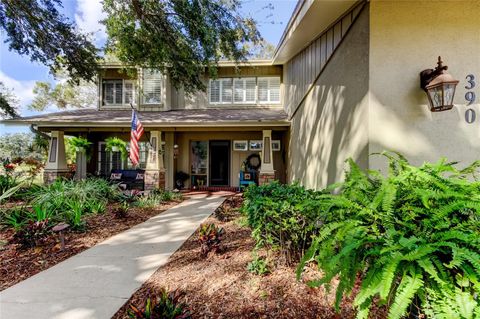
[68,136,92,153]
[105,137,128,158]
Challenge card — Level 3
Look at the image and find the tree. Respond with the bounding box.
[245,40,276,59]
[0,0,99,83]
[0,82,19,118]
[30,79,97,111]
[0,133,46,161]
[103,0,261,93]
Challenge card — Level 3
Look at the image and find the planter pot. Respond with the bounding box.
[111,146,120,152]
[75,147,85,153]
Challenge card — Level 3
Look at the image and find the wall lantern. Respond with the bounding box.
[420,56,459,112]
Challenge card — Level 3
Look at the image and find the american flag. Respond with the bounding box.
[129,109,144,166]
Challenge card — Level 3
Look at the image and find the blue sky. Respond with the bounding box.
[0,0,297,136]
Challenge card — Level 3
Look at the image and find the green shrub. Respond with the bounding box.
[247,253,270,276]
[128,289,191,319]
[66,200,85,230]
[297,152,480,319]
[1,206,30,230]
[241,181,324,264]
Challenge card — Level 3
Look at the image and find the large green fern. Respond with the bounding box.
[297,152,480,318]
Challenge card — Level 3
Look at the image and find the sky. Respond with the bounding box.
[0,0,297,136]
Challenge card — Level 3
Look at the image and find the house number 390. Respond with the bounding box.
[465,74,476,124]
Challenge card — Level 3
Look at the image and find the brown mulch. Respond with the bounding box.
[0,200,181,291]
[112,197,386,319]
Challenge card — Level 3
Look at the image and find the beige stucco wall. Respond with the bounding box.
[287,4,370,189]
[369,0,480,172]
[175,130,286,188]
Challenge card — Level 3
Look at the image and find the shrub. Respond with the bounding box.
[198,223,224,257]
[128,289,191,319]
[241,181,324,264]
[135,190,182,208]
[113,202,129,219]
[13,220,51,248]
[247,253,270,276]
[297,152,480,319]
[66,200,85,230]
[1,206,30,230]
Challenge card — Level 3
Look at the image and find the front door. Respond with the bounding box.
[209,140,230,186]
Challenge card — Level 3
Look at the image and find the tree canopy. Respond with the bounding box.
[0,0,99,83]
[103,0,261,93]
[0,82,19,118]
[30,79,96,111]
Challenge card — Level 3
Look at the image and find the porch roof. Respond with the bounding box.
[4,108,290,128]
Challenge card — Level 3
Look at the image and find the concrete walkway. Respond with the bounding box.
[0,194,226,319]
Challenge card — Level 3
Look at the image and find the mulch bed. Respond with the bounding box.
[112,197,387,319]
[0,200,181,291]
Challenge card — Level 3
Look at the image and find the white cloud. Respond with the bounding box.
[75,0,107,43]
[0,71,36,106]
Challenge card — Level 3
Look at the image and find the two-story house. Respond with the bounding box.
[7,0,480,190]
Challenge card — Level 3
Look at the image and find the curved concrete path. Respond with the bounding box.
[0,194,226,319]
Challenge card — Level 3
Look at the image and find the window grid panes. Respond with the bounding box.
[102,80,135,106]
[209,77,280,104]
[142,69,162,104]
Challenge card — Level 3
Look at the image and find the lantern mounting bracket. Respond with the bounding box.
[420,56,448,91]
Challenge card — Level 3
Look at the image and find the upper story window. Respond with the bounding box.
[142,69,163,105]
[258,77,280,103]
[209,76,280,105]
[102,79,135,106]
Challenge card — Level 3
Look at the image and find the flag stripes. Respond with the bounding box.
[129,109,144,166]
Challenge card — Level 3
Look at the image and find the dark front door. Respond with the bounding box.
[209,140,230,186]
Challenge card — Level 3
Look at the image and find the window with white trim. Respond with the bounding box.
[102,79,135,106]
[209,78,233,104]
[258,77,281,103]
[209,76,280,105]
[142,69,163,104]
[97,141,148,176]
[234,77,256,103]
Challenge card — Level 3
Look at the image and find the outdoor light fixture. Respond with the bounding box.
[420,56,459,112]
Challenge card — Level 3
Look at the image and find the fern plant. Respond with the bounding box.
[297,152,480,319]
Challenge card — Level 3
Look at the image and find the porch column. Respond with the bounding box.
[44,131,69,184]
[145,130,166,190]
[74,134,88,181]
[259,129,276,185]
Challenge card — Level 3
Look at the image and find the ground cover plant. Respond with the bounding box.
[128,289,191,319]
[297,152,480,318]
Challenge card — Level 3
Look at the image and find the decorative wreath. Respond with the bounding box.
[245,153,261,170]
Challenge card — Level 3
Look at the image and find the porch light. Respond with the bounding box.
[420,56,459,112]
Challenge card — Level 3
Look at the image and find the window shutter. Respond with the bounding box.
[142,69,162,104]
[103,81,114,105]
[221,79,232,103]
[245,78,256,102]
[258,78,269,102]
[210,80,220,103]
[114,81,123,104]
[124,81,135,105]
[269,77,281,102]
[234,79,244,102]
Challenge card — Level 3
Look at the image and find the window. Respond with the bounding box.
[142,69,162,104]
[97,141,148,176]
[209,79,233,103]
[258,77,281,103]
[102,79,135,106]
[234,78,256,103]
[209,76,280,105]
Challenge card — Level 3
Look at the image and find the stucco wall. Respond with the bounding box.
[369,0,480,172]
[287,5,370,189]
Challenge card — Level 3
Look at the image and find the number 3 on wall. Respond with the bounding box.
[466,74,475,90]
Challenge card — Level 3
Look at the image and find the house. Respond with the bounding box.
[6,0,480,190]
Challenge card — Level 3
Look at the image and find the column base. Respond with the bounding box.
[144,169,166,191]
[258,171,276,185]
[43,170,71,185]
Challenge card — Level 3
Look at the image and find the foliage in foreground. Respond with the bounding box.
[241,181,324,264]
[128,289,191,319]
[297,153,480,319]
[247,253,270,276]
[198,223,224,257]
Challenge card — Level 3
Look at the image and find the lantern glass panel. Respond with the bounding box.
[443,84,455,106]
[428,86,443,108]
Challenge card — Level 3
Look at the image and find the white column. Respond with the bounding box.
[44,131,69,184]
[146,131,165,170]
[45,131,68,171]
[260,130,274,173]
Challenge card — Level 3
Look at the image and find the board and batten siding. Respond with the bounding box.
[286,2,369,190]
[283,1,365,117]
